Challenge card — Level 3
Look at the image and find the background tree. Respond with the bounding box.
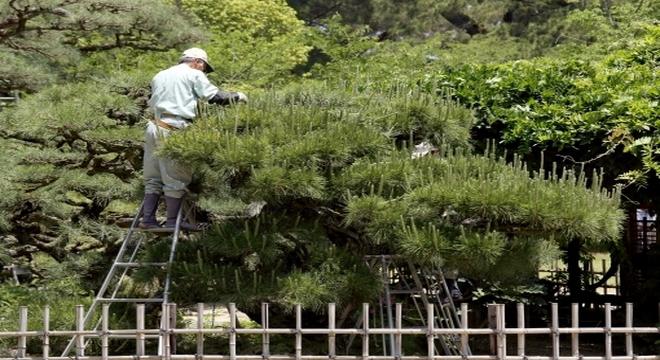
[0,0,201,92]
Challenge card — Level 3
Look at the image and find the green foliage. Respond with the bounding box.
[178,0,310,85]
[0,0,201,92]
[153,83,621,306]
[428,25,659,187]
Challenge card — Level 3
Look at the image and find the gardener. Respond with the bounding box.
[140,47,247,231]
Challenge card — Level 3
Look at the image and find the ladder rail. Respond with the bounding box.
[162,202,184,304]
[60,202,145,357]
[61,198,192,357]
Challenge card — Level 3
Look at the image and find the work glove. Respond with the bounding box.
[236,91,248,103]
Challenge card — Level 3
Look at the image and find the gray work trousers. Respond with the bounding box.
[143,121,191,198]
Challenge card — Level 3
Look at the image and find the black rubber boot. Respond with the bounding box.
[164,196,207,231]
[139,193,161,229]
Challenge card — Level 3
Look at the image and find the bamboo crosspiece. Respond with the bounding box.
[2,302,658,360]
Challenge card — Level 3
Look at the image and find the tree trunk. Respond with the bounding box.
[567,239,582,299]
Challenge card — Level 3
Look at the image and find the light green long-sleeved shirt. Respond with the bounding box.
[148,63,219,122]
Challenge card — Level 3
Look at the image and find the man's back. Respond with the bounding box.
[148,63,219,120]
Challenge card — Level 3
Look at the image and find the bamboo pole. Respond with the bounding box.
[363,303,369,360]
[170,303,178,355]
[571,304,579,357]
[42,306,49,360]
[198,303,205,356]
[229,303,237,360]
[517,303,524,357]
[497,304,506,360]
[551,303,559,360]
[137,304,145,356]
[18,306,27,359]
[102,304,109,360]
[328,303,335,360]
[625,303,633,357]
[162,303,171,360]
[76,305,85,357]
[296,305,302,360]
[460,303,469,356]
[605,304,612,360]
[427,304,434,360]
[396,303,402,359]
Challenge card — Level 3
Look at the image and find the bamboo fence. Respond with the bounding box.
[0,302,658,360]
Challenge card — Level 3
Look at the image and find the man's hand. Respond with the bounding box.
[236,91,248,103]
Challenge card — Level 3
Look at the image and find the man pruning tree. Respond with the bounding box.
[139,47,247,231]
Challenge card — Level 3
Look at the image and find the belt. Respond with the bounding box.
[152,118,179,131]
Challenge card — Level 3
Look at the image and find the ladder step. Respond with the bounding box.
[115,262,168,267]
[98,298,164,303]
[136,227,178,233]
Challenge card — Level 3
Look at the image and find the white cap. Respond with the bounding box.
[181,47,214,73]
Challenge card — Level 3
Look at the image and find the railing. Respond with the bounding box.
[0,302,658,360]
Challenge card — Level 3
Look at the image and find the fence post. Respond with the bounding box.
[395,303,402,359]
[295,304,302,360]
[161,302,171,360]
[262,303,270,359]
[625,303,633,357]
[136,304,145,356]
[496,304,506,360]
[362,303,369,360]
[75,305,85,357]
[570,303,579,357]
[460,303,469,356]
[43,306,49,360]
[169,303,177,355]
[488,304,497,355]
[516,303,525,357]
[197,303,205,357]
[229,303,236,360]
[551,303,559,360]
[605,303,612,360]
[17,306,27,359]
[328,303,336,360]
[427,303,434,360]
[102,304,109,360]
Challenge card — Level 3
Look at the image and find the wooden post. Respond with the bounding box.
[328,303,336,360]
[197,303,205,356]
[551,303,559,360]
[427,303,434,360]
[362,303,369,360]
[295,304,302,360]
[395,303,402,359]
[229,303,236,360]
[605,303,612,360]
[496,304,506,360]
[75,305,85,357]
[136,304,145,356]
[571,303,580,357]
[169,303,177,355]
[17,306,27,359]
[101,304,109,360]
[488,304,497,355]
[460,303,469,356]
[625,303,633,357]
[516,303,525,357]
[43,306,49,360]
[161,302,171,360]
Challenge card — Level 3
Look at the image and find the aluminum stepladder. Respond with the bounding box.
[354,255,471,357]
[61,198,193,357]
